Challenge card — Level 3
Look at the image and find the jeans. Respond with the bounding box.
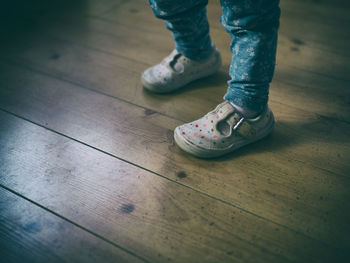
[149,0,280,113]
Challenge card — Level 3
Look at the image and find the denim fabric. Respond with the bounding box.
[149,0,280,113]
[149,0,214,60]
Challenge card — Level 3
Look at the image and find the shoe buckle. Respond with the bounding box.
[232,117,256,138]
[233,117,245,131]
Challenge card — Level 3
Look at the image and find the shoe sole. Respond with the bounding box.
[174,111,275,158]
[141,52,222,93]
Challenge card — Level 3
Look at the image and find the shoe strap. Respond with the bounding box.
[222,105,256,138]
[161,50,184,73]
[162,49,179,65]
[234,119,256,138]
[162,49,196,74]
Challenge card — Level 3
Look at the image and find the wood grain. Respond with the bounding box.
[1,29,349,126]
[0,111,345,263]
[13,0,348,83]
[1,0,349,261]
[2,3,348,123]
[0,62,349,250]
[0,187,145,263]
[1,28,349,174]
[100,0,350,55]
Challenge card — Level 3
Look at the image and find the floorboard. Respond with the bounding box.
[0,187,145,263]
[2,3,349,122]
[39,12,350,82]
[1,0,349,262]
[1,29,349,123]
[101,0,350,55]
[0,62,349,250]
[1,111,341,263]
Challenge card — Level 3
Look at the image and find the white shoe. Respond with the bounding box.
[141,48,221,93]
[174,101,274,158]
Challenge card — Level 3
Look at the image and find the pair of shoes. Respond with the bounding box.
[141,50,274,158]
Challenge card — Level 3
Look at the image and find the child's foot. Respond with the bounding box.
[174,101,274,158]
[141,48,221,93]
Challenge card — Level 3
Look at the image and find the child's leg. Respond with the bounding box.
[142,0,222,93]
[148,0,213,60]
[221,0,280,117]
[173,1,281,158]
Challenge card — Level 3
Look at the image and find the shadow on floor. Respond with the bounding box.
[0,0,87,34]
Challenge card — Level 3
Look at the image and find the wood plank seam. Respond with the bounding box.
[22,12,350,83]
[1,57,349,175]
[2,8,350,120]
[2,48,350,128]
[88,14,350,59]
[0,183,151,263]
[285,64,350,84]
[2,22,349,124]
[0,107,344,250]
[0,57,180,123]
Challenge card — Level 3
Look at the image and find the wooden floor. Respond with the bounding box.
[1,0,349,262]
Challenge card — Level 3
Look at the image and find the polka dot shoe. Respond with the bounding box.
[141,48,221,93]
[174,101,274,158]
